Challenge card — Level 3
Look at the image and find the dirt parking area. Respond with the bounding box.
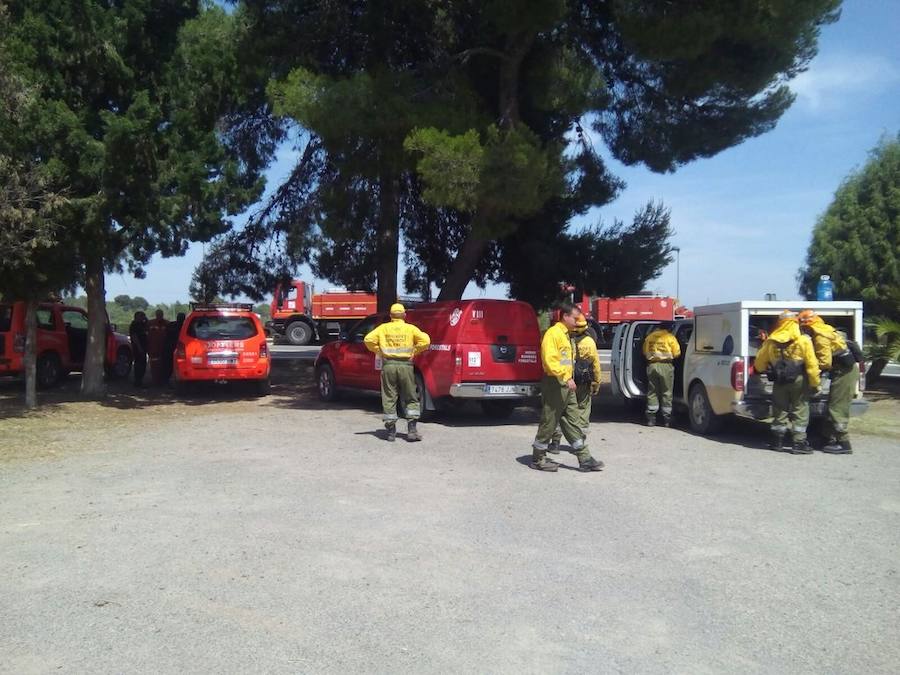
[1,366,899,674]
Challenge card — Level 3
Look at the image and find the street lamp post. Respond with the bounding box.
[672,246,681,301]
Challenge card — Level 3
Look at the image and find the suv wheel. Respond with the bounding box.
[110,347,132,379]
[317,364,338,401]
[286,321,313,346]
[37,352,63,389]
[688,383,723,435]
[255,378,271,397]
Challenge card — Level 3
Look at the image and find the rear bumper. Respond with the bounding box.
[448,382,540,399]
[174,364,270,382]
[733,398,869,419]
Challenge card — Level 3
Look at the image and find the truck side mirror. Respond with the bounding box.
[109,323,117,332]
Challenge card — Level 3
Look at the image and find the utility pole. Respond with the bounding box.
[672,246,681,301]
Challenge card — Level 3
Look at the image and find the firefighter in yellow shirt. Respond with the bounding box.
[548,316,602,454]
[754,311,820,454]
[364,303,430,442]
[531,303,604,472]
[642,322,681,427]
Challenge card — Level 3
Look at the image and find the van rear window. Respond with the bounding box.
[0,305,11,332]
[187,315,258,340]
[459,304,539,344]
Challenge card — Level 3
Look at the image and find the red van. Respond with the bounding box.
[313,299,543,417]
[0,301,133,387]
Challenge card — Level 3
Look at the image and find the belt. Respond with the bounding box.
[382,356,412,362]
[648,359,674,364]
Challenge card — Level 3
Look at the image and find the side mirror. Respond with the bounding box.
[109,323,117,332]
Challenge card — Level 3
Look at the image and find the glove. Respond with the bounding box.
[590,381,601,396]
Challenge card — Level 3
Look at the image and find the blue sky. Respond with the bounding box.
[105,0,900,309]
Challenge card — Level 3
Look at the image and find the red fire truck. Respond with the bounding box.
[267,279,378,345]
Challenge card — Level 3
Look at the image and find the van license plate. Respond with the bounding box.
[208,357,238,366]
[485,385,516,394]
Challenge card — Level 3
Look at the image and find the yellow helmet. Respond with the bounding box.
[778,310,798,322]
[389,303,406,316]
[574,316,588,333]
[798,309,817,325]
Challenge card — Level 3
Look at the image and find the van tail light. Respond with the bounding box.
[259,342,268,359]
[454,349,462,376]
[13,333,25,353]
[731,360,745,391]
[175,342,186,360]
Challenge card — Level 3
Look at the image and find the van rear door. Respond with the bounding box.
[456,301,542,384]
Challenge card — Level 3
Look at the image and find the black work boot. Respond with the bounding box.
[385,423,396,442]
[823,439,852,454]
[547,439,561,455]
[767,431,786,451]
[662,415,673,428]
[530,456,559,472]
[645,415,657,427]
[406,420,422,442]
[791,438,813,455]
[578,457,605,472]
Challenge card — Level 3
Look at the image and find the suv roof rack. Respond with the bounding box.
[190,302,254,312]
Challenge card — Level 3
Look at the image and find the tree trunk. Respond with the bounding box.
[81,258,107,398]
[376,169,400,312]
[866,357,888,387]
[436,233,490,300]
[24,299,37,409]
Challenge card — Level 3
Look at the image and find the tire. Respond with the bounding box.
[688,383,724,435]
[109,347,132,379]
[36,352,63,389]
[286,321,313,346]
[481,400,516,418]
[175,378,192,396]
[316,363,338,402]
[255,377,271,397]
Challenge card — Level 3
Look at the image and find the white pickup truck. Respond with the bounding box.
[610,300,869,434]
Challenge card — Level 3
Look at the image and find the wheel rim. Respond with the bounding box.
[691,390,707,426]
[319,370,331,397]
[291,325,308,342]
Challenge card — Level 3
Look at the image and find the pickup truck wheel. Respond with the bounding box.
[481,400,516,418]
[255,378,271,397]
[286,321,313,346]
[316,364,338,402]
[110,347,132,379]
[37,352,63,389]
[688,383,723,435]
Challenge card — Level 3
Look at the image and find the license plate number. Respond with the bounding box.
[485,385,516,394]
[208,357,238,366]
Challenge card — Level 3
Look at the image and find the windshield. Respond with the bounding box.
[187,315,258,341]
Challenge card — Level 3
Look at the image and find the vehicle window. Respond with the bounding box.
[350,316,381,342]
[187,315,258,340]
[722,335,734,355]
[61,310,89,330]
[694,315,734,354]
[0,305,11,332]
[675,324,693,345]
[36,309,55,330]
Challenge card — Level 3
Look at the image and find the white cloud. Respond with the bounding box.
[790,53,900,112]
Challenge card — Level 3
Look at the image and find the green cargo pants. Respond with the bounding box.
[381,358,419,424]
[551,383,592,442]
[646,361,675,420]
[771,374,810,443]
[825,366,855,443]
[534,376,592,464]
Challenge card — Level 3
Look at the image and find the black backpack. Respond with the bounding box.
[835,338,863,369]
[573,336,595,385]
[770,342,804,384]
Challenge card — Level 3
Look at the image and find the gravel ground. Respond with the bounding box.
[1,380,899,674]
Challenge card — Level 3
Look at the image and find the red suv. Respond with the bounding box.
[314,300,543,417]
[0,301,133,387]
[173,304,271,395]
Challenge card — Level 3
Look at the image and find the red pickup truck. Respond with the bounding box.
[0,301,133,387]
[314,299,543,418]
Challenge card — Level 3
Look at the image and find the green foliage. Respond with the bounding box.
[799,135,900,317]
[61,295,271,330]
[864,315,900,383]
[404,129,484,212]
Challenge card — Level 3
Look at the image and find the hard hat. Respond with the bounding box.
[574,316,588,332]
[389,303,406,316]
[798,309,817,325]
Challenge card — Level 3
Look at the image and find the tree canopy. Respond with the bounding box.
[799,134,900,317]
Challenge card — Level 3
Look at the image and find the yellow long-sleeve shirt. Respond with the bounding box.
[803,316,848,371]
[364,318,430,359]
[642,329,681,362]
[541,322,575,384]
[575,333,602,384]
[754,320,820,388]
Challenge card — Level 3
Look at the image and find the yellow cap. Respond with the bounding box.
[390,303,406,316]
[798,309,817,325]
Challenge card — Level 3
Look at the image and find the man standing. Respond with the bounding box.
[642,322,681,426]
[548,316,601,454]
[754,311,821,454]
[128,311,148,387]
[364,303,431,442]
[799,310,856,454]
[531,303,604,472]
[147,309,169,386]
